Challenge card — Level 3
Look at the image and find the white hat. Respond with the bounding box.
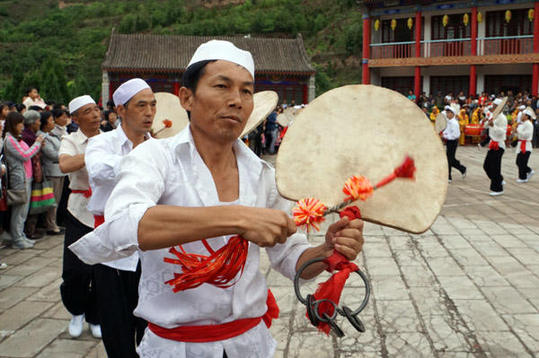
[69,95,95,114]
[519,105,526,110]
[493,98,503,106]
[113,78,151,106]
[187,40,255,79]
[523,107,536,119]
[444,105,457,115]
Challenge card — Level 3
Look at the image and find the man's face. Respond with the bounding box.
[447,111,454,119]
[55,113,68,127]
[180,60,254,144]
[30,119,40,132]
[117,89,156,135]
[29,89,38,99]
[73,103,101,134]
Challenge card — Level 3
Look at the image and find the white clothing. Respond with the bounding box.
[488,114,508,150]
[516,120,534,153]
[442,118,460,141]
[59,129,97,228]
[85,124,147,271]
[70,126,311,357]
[516,111,523,124]
[23,97,46,109]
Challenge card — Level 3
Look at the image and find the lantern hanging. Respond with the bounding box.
[505,10,511,23]
[391,18,397,31]
[374,19,380,31]
[463,13,469,26]
[407,17,413,30]
[529,9,534,22]
[442,14,449,27]
[477,11,483,23]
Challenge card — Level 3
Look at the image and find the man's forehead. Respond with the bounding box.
[131,88,156,102]
[79,103,97,113]
[203,60,254,82]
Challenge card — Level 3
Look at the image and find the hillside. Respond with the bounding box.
[0,0,363,104]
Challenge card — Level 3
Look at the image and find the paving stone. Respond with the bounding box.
[0,286,38,310]
[481,287,536,314]
[370,275,409,300]
[362,241,392,258]
[288,331,334,358]
[2,256,56,278]
[427,257,465,277]
[409,286,448,318]
[365,257,400,277]
[0,318,65,357]
[0,300,53,331]
[422,314,470,352]
[35,338,95,358]
[0,274,22,290]
[437,276,483,300]
[3,250,40,266]
[85,342,107,358]
[502,314,539,352]
[454,300,508,332]
[400,264,437,287]
[376,299,421,333]
[26,278,61,302]
[470,240,510,257]
[384,332,434,357]
[16,266,59,288]
[475,330,533,357]
[463,265,509,287]
[41,301,71,320]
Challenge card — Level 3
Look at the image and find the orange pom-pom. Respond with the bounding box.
[343,175,373,201]
[292,198,327,232]
[163,119,173,128]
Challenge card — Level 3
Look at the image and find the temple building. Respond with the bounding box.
[101,32,315,105]
[358,0,539,97]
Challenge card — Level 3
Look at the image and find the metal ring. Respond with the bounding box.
[342,305,365,333]
[305,294,320,327]
[313,299,338,323]
[349,268,371,315]
[323,313,345,337]
[294,256,327,305]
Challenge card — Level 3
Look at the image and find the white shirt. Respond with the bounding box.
[85,124,146,271]
[516,120,534,153]
[70,126,311,358]
[489,114,508,150]
[442,117,460,141]
[59,129,97,228]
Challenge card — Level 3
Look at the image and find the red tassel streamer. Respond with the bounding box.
[375,155,416,189]
[164,236,249,292]
[309,207,361,335]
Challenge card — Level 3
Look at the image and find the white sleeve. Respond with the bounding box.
[85,134,123,187]
[69,140,168,264]
[490,115,507,141]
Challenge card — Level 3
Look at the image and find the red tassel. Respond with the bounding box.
[375,156,416,189]
[164,236,249,292]
[308,207,361,335]
[489,141,500,151]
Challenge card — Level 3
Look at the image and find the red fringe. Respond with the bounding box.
[375,156,416,189]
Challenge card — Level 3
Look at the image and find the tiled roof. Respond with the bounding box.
[102,33,315,74]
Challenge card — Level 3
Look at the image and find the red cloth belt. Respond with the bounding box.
[488,141,500,151]
[94,215,105,229]
[147,289,279,343]
[519,140,528,154]
[72,188,92,198]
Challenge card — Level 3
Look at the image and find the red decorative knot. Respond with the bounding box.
[292,198,327,232]
[163,119,173,128]
[342,175,373,202]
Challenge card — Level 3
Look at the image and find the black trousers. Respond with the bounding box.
[60,211,98,324]
[446,140,466,180]
[516,151,532,180]
[94,263,147,358]
[483,148,505,192]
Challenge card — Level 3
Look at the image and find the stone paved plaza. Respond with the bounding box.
[0,146,538,358]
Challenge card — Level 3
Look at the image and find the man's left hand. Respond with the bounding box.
[324,217,364,261]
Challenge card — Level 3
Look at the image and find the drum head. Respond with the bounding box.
[240,91,278,137]
[491,97,508,120]
[277,108,295,127]
[152,92,189,139]
[276,85,448,234]
[435,112,447,133]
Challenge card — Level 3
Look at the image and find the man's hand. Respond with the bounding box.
[237,206,297,247]
[324,216,364,260]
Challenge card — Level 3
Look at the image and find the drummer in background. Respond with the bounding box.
[515,107,535,183]
[442,105,467,183]
[483,98,507,196]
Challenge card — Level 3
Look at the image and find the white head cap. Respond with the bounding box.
[523,107,536,119]
[69,95,95,114]
[113,78,151,106]
[444,105,457,115]
[493,98,503,106]
[519,105,526,110]
[187,40,255,79]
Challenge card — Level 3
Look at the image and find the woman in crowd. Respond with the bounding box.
[100,110,117,132]
[39,111,65,235]
[3,112,43,249]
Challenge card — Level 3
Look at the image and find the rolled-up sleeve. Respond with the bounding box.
[85,136,123,186]
[69,140,168,264]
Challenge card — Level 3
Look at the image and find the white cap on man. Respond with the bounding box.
[519,104,526,110]
[113,78,151,106]
[69,95,95,114]
[444,105,457,115]
[187,40,255,79]
[524,107,536,119]
[493,98,503,106]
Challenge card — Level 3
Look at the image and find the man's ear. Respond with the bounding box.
[116,104,126,119]
[179,87,194,112]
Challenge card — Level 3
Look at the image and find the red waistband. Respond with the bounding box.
[94,215,105,229]
[72,188,92,198]
[148,289,279,343]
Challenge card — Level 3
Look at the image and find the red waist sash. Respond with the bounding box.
[72,188,92,198]
[488,141,500,151]
[519,140,528,154]
[94,215,105,229]
[148,289,279,343]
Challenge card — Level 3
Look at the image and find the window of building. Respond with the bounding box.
[431,14,471,40]
[382,18,423,43]
[486,9,533,37]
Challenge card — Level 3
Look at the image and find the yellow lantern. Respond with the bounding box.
[374,19,380,31]
[391,18,397,31]
[463,13,469,26]
[477,11,483,23]
[505,10,512,23]
[407,17,413,30]
[442,14,449,27]
[529,9,534,22]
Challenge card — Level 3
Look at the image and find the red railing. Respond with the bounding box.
[428,39,471,57]
[371,42,415,59]
[479,36,533,55]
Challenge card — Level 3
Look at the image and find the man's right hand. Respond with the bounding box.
[36,135,44,143]
[236,206,297,247]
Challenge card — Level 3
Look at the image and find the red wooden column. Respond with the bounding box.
[414,10,422,100]
[173,81,180,96]
[362,14,371,85]
[533,1,539,96]
[469,6,478,96]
